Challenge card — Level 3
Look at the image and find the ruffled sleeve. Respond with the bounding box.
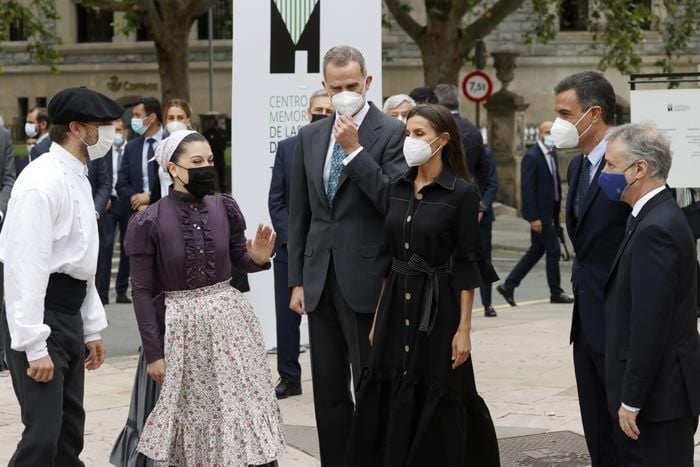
[222,194,271,273]
[124,208,164,363]
[450,183,499,291]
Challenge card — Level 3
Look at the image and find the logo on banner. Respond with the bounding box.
[667,103,691,112]
[270,0,321,74]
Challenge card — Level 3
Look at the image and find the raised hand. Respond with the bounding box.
[246,224,276,266]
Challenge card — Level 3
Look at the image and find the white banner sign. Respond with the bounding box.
[630,89,700,188]
[231,0,383,348]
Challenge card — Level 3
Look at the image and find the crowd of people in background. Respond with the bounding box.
[0,44,698,467]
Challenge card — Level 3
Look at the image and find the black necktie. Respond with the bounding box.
[575,157,592,219]
[146,138,155,161]
[626,214,636,234]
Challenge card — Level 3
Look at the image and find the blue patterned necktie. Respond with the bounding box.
[326,142,345,206]
[575,157,592,219]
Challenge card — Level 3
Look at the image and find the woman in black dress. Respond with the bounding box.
[346,104,501,466]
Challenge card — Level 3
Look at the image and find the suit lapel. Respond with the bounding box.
[607,189,672,285]
[312,118,333,209]
[337,104,382,189]
[566,154,583,234]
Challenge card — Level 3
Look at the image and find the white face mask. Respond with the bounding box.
[166,121,188,134]
[331,90,365,116]
[550,107,594,149]
[25,122,37,138]
[81,124,115,161]
[403,136,440,167]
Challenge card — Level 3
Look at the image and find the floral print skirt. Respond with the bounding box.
[137,280,286,466]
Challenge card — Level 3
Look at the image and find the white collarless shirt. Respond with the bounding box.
[0,143,108,361]
[322,102,370,190]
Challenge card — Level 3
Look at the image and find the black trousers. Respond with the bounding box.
[505,220,563,296]
[0,262,7,371]
[96,196,130,301]
[273,254,301,383]
[573,330,642,467]
[2,273,87,467]
[637,416,698,467]
[308,260,373,467]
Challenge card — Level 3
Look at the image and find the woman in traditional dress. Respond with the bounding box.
[121,130,284,466]
[345,104,501,466]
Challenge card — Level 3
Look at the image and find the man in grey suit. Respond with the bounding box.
[288,46,407,465]
[0,125,17,371]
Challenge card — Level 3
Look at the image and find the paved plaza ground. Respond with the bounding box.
[1,209,698,466]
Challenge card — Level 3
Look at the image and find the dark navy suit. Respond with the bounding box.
[96,146,131,303]
[478,148,498,307]
[566,152,640,466]
[268,136,301,383]
[17,136,51,174]
[504,143,563,295]
[115,136,161,209]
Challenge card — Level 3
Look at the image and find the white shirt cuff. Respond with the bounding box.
[621,403,640,412]
[0,210,4,222]
[341,146,364,166]
[25,343,49,362]
[84,332,102,344]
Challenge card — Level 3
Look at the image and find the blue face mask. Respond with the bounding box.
[598,162,637,202]
[543,136,555,149]
[113,133,124,147]
[131,117,147,135]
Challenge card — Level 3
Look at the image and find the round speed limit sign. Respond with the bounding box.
[462,71,493,103]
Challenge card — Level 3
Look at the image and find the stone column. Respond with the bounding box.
[484,52,529,209]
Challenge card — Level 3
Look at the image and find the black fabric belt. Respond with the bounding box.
[391,254,451,335]
[44,273,87,315]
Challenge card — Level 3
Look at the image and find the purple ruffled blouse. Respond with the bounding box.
[124,188,270,363]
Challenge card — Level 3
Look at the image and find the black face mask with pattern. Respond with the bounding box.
[175,164,216,199]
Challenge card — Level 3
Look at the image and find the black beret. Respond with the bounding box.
[48,87,124,125]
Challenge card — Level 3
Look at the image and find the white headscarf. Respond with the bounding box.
[151,129,198,170]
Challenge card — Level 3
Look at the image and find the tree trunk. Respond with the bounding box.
[419,16,472,87]
[153,33,191,103]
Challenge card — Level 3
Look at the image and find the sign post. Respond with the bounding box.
[462,70,493,127]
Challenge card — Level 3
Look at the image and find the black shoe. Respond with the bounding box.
[116,293,132,304]
[496,285,517,307]
[275,378,302,399]
[484,306,497,317]
[550,293,574,304]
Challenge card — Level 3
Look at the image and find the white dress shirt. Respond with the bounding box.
[323,102,370,190]
[141,128,164,193]
[537,139,560,202]
[112,143,125,197]
[583,135,608,182]
[0,143,108,361]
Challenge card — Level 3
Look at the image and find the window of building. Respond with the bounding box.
[136,23,153,42]
[18,98,29,122]
[559,0,589,31]
[9,18,28,41]
[76,5,114,43]
[634,0,653,30]
[35,97,47,108]
[197,0,232,40]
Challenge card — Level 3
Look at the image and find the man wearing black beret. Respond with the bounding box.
[0,86,123,466]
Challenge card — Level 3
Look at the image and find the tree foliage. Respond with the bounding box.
[385,0,700,86]
[0,0,62,73]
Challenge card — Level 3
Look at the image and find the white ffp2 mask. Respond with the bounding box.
[81,124,115,161]
[550,107,594,149]
[331,91,365,116]
[403,136,440,167]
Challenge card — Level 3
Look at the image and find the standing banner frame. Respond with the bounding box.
[628,72,700,188]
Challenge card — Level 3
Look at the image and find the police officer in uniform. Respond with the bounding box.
[0,87,122,466]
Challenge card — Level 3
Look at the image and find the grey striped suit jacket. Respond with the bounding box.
[288,103,407,314]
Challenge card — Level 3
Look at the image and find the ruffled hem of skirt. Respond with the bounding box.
[137,408,286,465]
